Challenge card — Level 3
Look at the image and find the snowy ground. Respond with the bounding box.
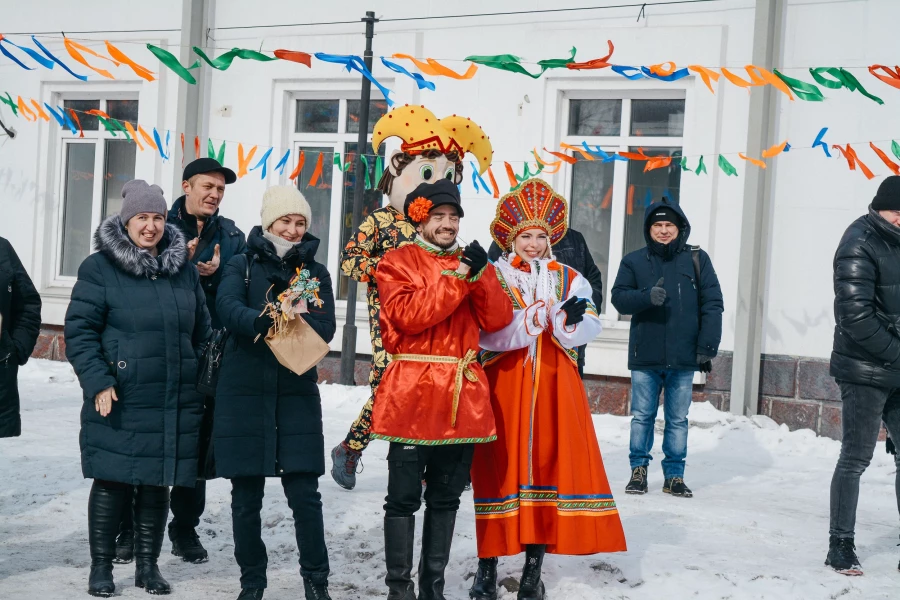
[1,360,899,599]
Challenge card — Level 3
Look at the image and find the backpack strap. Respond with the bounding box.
[244,253,256,291]
[690,245,701,283]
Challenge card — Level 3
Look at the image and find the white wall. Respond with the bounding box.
[1,0,897,371]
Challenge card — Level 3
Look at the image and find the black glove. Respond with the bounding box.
[267,274,291,296]
[561,297,588,326]
[888,436,896,456]
[253,314,272,337]
[649,277,666,306]
[697,354,713,373]
[460,240,488,274]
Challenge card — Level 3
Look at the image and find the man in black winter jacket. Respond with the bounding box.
[611,199,723,499]
[826,175,900,576]
[489,227,603,378]
[0,237,41,439]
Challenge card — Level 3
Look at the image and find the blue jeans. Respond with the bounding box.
[628,369,694,478]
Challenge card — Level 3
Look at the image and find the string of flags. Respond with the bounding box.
[3,34,900,107]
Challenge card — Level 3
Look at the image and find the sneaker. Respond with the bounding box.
[663,477,693,498]
[625,466,648,495]
[825,536,863,576]
[113,528,134,564]
[169,527,209,563]
[330,442,363,490]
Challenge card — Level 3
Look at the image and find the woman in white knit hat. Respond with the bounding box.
[214,185,336,600]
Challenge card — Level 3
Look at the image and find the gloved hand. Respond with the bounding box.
[560,297,588,326]
[267,274,291,296]
[650,278,666,306]
[697,354,714,373]
[460,240,488,275]
[253,314,272,337]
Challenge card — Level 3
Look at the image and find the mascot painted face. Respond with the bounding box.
[372,105,493,212]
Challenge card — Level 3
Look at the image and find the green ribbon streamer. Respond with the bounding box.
[217,141,226,164]
[192,47,278,71]
[695,156,707,175]
[464,47,576,79]
[110,119,131,140]
[96,116,128,138]
[1,92,18,116]
[375,155,383,187]
[360,155,371,189]
[147,44,200,84]
[333,153,347,172]
[809,67,883,105]
[207,139,216,159]
[679,156,690,171]
[516,162,544,183]
[772,69,824,102]
[718,155,738,177]
[892,141,900,162]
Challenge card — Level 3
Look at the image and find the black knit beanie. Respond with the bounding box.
[872,176,900,211]
[648,206,683,228]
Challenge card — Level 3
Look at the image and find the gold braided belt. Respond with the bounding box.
[389,349,479,427]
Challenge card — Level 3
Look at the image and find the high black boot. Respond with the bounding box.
[417,510,457,600]
[384,516,416,600]
[134,486,172,595]
[468,557,498,600]
[517,544,546,600]
[87,482,127,597]
[114,486,135,564]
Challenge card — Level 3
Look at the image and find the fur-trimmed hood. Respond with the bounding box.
[94,215,188,278]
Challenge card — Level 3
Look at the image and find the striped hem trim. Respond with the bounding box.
[371,433,497,445]
[440,270,467,280]
[475,487,617,516]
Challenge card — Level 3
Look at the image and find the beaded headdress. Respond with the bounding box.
[490,178,569,251]
[371,104,493,175]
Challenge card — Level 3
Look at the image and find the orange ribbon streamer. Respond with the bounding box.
[761,140,789,158]
[531,149,561,174]
[870,142,900,176]
[391,54,478,79]
[308,151,324,187]
[649,61,678,77]
[487,167,500,198]
[626,184,635,216]
[105,41,156,81]
[504,162,518,188]
[644,156,672,171]
[138,126,157,150]
[543,148,577,165]
[274,50,312,67]
[29,99,50,121]
[68,108,84,137]
[868,65,900,90]
[289,150,306,181]
[832,144,875,180]
[720,66,794,99]
[600,186,613,210]
[619,148,651,161]
[17,97,36,122]
[566,40,614,70]
[738,153,766,169]
[559,142,595,160]
[237,144,258,179]
[125,122,144,151]
[64,38,118,79]
[194,136,200,160]
[689,65,721,94]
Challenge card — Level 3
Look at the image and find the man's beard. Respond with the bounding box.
[421,228,458,250]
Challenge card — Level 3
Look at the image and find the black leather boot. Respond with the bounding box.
[134,486,172,595]
[517,544,546,600]
[303,578,333,600]
[468,557,498,600]
[87,482,127,597]
[384,516,416,600]
[417,510,456,600]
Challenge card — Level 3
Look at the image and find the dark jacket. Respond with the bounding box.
[214,227,336,478]
[64,216,212,487]
[611,200,723,371]
[831,207,900,387]
[168,196,247,329]
[0,237,42,438]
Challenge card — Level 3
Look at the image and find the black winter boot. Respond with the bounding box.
[517,544,546,600]
[87,482,127,597]
[417,510,457,600]
[825,535,863,576]
[384,516,416,600]
[468,557,498,600]
[236,589,265,600]
[303,578,333,600]
[169,526,209,563]
[625,466,648,495]
[115,528,135,564]
[663,477,693,498]
[134,486,172,594]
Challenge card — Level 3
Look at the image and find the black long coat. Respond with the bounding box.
[0,237,42,438]
[214,227,336,479]
[831,207,900,387]
[64,216,211,487]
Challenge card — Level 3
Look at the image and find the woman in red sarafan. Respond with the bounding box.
[469,178,626,600]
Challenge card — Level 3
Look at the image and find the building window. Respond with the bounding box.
[290,97,388,301]
[563,96,684,316]
[58,98,139,277]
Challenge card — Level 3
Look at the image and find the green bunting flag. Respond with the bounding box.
[192,47,278,71]
[809,67,883,105]
[773,69,824,101]
[718,155,738,176]
[147,45,200,84]
[695,156,707,175]
[464,47,576,79]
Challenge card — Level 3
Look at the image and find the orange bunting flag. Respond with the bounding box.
[619,148,651,161]
[68,109,84,138]
[644,156,673,171]
[720,66,794,99]
[543,148,577,165]
[738,153,766,169]
[308,152,324,187]
[567,40,614,70]
[504,162,518,188]
[64,38,118,79]
[138,125,157,150]
[391,54,478,79]
[274,50,312,67]
[17,97,36,122]
[237,144,258,179]
[106,41,156,81]
[761,140,789,158]
[532,149,561,174]
[649,62,679,77]
[29,99,50,121]
[194,136,200,160]
[289,150,306,181]
[487,167,500,198]
[559,142,595,160]
[688,65,721,94]
[832,144,875,180]
[870,142,900,176]
[600,186,613,210]
[626,184,635,216]
[125,122,144,151]
[869,65,900,90]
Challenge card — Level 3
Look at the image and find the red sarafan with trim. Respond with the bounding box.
[370,240,513,445]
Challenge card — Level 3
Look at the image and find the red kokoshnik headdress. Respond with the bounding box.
[490,178,569,252]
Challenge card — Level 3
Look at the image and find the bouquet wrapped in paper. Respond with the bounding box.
[260,267,330,376]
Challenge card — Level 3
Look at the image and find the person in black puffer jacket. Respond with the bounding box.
[64,180,212,597]
[827,175,900,576]
[215,186,336,600]
[0,237,42,438]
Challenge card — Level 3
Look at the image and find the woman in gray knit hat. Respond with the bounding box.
[64,180,212,597]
